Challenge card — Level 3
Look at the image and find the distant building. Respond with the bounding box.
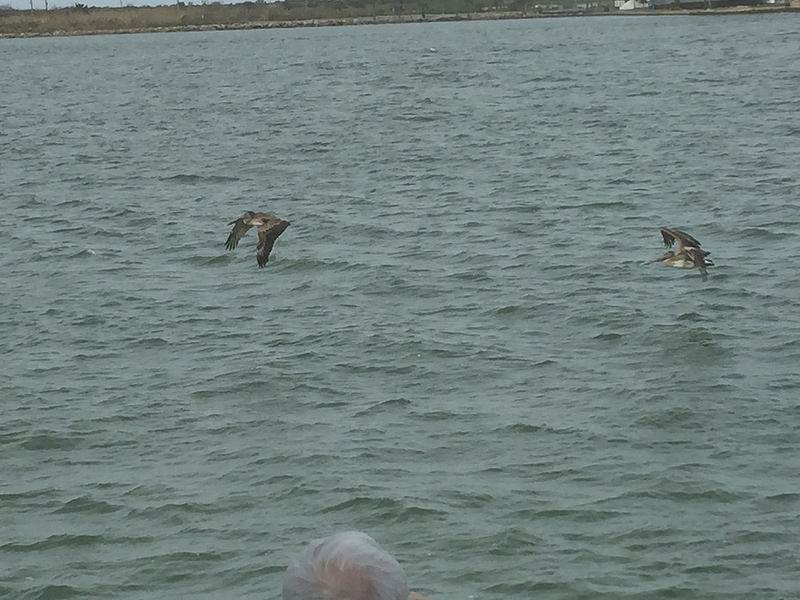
[617,0,648,8]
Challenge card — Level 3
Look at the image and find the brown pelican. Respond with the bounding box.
[646,227,713,281]
[225,211,290,267]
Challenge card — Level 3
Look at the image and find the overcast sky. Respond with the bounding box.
[5,0,228,9]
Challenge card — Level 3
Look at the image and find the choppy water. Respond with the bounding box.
[2,14,800,600]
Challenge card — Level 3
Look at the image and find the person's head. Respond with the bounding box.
[282,531,410,600]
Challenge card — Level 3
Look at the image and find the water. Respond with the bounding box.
[2,14,799,600]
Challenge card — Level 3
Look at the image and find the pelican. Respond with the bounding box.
[646,227,713,281]
[225,211,290,267]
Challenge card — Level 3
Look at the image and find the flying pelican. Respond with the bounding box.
[646,227,713,281]
[225,211,290,267]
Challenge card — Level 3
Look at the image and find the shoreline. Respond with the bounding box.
[1,4,797,39]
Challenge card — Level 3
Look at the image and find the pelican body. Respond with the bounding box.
[225,211,290,267]
[647,227,713,281]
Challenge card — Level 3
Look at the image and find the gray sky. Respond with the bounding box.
[5,0,228,9]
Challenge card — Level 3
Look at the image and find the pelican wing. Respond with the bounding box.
[660,227,703,252]
[225,216,253,250]
[685,247,708,281]
[256,220,290,267]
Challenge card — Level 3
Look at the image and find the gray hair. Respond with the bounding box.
[282,531,410,600]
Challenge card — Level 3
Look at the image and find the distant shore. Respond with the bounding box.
[1,3,797,39]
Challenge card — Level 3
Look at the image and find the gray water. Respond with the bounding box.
[2,14,800,600]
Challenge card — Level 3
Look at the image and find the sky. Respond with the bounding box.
[4,0,236,9]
